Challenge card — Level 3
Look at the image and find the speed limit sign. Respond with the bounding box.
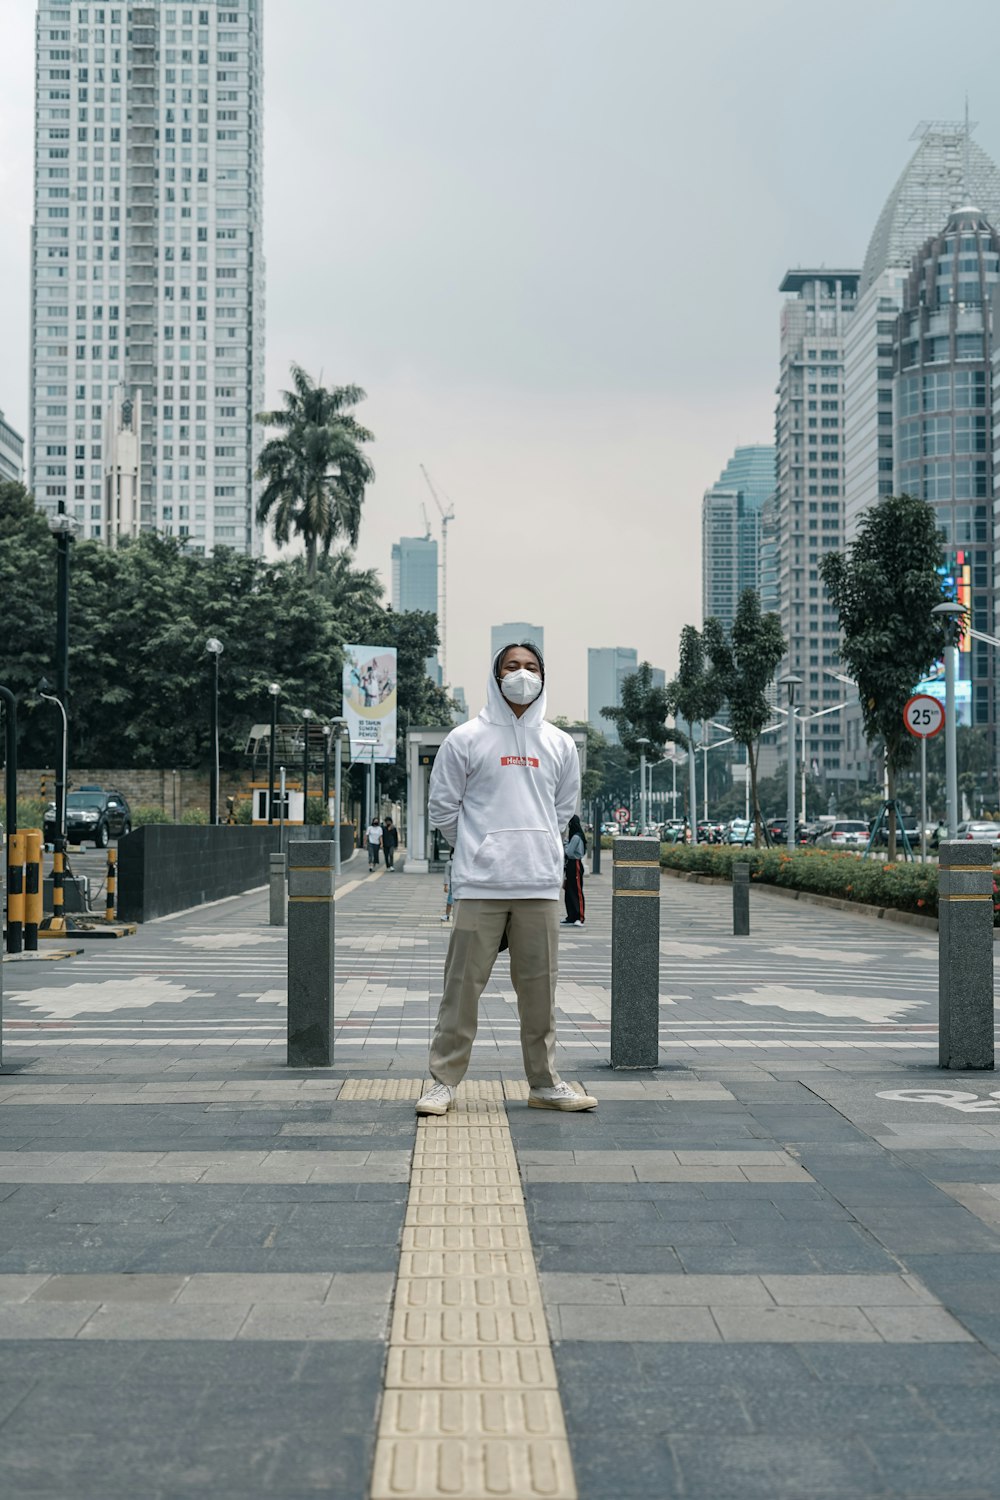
[904,694,945,739]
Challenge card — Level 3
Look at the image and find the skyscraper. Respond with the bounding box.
[30,1,265,552]
[844,124,1000,542]
[491,623,544,661]
[0,410,25,483]
[774,269,859,787]
[587,647,637,744]
[391,535,438,614]
[701,444,776,632]
[893,206,1000,732]
[392,533,440,683]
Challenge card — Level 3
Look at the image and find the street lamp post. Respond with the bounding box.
[205,638,224,825]
[322,724,331,825]
[47,507,76,846]
[37,685,68,847]
[328,717,347,878]
[779,674,802,849]
[635,737,650,834]
[933,602,966,838]
[267,682,279,825]
[302,708,313,825]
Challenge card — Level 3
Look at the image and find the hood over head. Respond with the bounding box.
[484,641,547,726]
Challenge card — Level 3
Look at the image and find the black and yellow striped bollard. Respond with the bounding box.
[106,846,117,921]
[24,828,42,951]
[6,831,26,954]
[50,840,67,935]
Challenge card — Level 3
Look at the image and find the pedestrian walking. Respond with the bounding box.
[562,814,586,926]
[366,818,383,870]
[382,817,398,870]
[417,640,597,1116]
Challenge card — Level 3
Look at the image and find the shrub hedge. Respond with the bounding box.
[658,843,965,921]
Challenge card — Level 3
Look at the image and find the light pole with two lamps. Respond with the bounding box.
[205,638,224,825]
[635,737,650,834]
[779,674,803,850]
[301,708,314,823]
[932,601,966,839]
[267,682,280,825]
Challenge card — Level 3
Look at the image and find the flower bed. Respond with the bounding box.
[659,843,955,920]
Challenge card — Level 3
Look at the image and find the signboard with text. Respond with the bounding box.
[343,645,397,764]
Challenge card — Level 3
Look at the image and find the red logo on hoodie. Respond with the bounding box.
[500,755,539,768]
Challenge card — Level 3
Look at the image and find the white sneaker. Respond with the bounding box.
[528,1081,598,1112]
[416,1082,456,1116]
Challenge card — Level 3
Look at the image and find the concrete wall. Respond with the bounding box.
[18,767,217,817]
[117,825,289,922]
[116,824,357,923]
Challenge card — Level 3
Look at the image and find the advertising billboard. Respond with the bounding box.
[343,645,397,763]
[912,665,972,727]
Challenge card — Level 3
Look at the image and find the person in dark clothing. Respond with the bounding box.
[562,813,586,926]
[382,817,399,870]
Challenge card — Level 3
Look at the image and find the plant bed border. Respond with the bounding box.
[659,864,941,932]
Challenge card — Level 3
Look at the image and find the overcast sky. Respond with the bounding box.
[2,0,999,719]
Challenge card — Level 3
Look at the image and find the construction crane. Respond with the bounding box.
[420,501,432,539]
[420,464,456,683]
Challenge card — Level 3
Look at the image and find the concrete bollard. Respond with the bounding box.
[287,840,335,1067]
[610,836,661,1069]
[732,860,750,936]
[269,851,286,927]
[939,841,994,1070]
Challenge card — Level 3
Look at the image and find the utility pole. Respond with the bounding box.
[420,464,456,682]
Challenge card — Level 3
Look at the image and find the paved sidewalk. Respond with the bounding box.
[3,860,1000,1497]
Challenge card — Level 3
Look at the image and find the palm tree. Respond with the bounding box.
[255,365,375,578]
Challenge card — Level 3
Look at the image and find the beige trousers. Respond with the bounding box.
[429,899,562,1089]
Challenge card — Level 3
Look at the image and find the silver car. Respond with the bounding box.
[955,821,1000,851]
[814,819,869,850]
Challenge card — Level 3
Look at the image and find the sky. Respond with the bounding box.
[2,0,1000,720]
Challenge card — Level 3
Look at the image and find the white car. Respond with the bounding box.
[814,820,869,849]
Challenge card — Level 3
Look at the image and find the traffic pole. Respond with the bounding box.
[920,735,928,865]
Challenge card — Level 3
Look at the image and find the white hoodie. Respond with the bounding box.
[427,652,580,902]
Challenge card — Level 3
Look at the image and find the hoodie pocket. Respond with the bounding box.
[468,828,561,888]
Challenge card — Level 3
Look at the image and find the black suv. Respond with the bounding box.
[44,786,132,848]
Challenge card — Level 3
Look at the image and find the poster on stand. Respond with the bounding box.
[343,645,397,763]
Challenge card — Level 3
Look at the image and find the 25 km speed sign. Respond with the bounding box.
[903,694,945,740]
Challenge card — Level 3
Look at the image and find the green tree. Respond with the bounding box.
[256,365,375,579]
[820,493,947,858]
[703,590,785,846]
[552,719,608,803]
[665,625,723,827]
[601,661,677,766]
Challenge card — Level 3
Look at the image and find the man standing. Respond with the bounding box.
[417,641,597,1115]
[382,817,398,871]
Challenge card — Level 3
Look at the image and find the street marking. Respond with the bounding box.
[371,1079,577,1500]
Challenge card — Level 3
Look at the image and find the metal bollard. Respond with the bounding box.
[732,860,750,936]
[6,832,25,954]
[105,847,117,921]
[287,840,335,1066]
[938,841,994,1070]
[269,851,286,926]
[24,829,42,951]
[610,836,661,1068]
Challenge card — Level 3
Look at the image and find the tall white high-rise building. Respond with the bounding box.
[29,1,265,552]
[774,269,859,789]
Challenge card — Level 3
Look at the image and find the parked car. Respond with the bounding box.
[768,818,810,846]
[44,786,132,848]
[868,816,921,849]
[727,819,753,846]
[814,819,869,850]
[955,821,1000,850]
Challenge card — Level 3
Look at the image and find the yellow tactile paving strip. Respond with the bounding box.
[370,1079,578,1500]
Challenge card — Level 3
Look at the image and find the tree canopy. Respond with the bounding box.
[0,480,454,779]
[820,492,947,855]
[256,365,375,578]
[600,661,678,766]
[703,589,785,845]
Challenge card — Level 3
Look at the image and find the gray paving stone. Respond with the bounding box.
[554,1304,720,1341]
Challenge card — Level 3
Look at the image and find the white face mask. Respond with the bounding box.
[500,668,542,705]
